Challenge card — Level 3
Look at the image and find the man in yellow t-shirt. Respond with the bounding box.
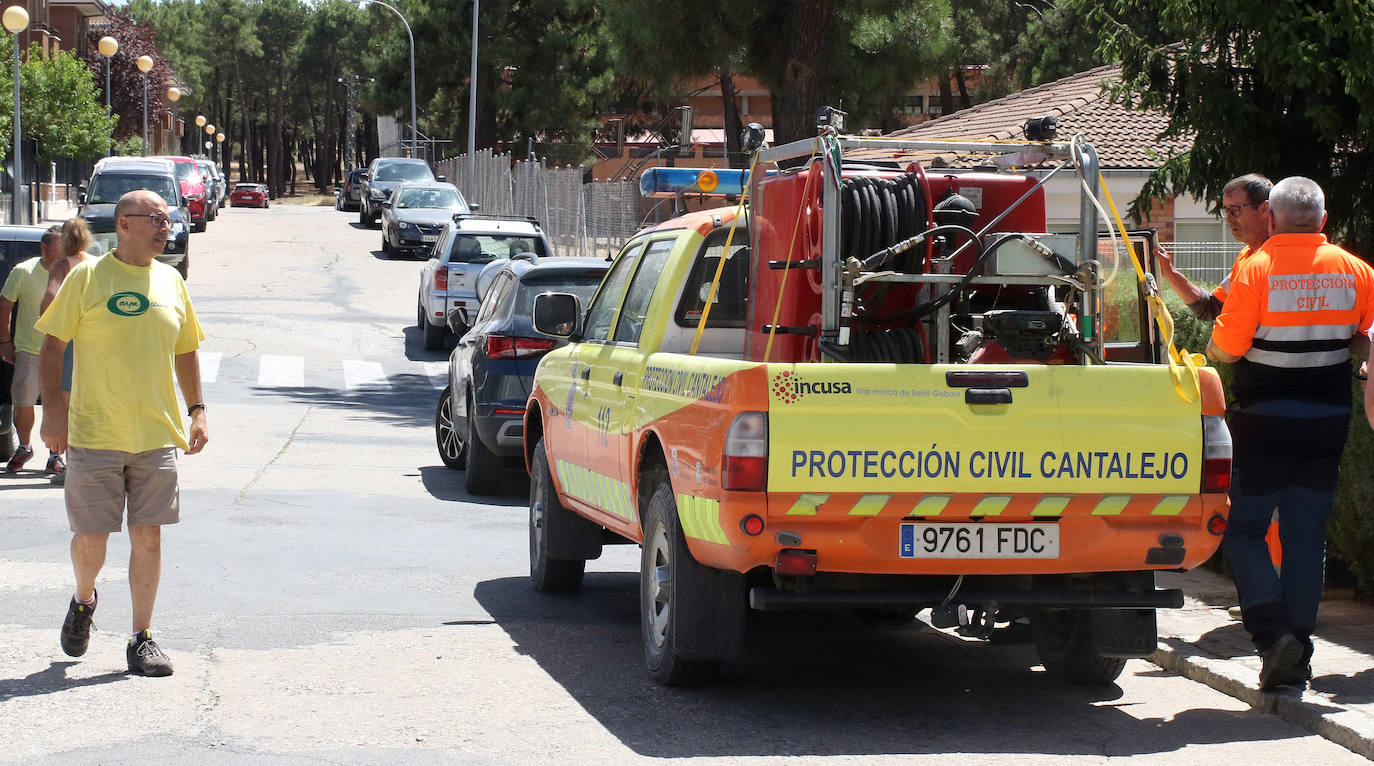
[0,226,64,472]
[36,190,208,677]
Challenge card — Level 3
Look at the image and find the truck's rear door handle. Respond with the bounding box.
[580,367,590,381]
[613,372,624,386]
[965,388,1013,405]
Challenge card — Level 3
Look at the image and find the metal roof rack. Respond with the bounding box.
[451,212,542,227]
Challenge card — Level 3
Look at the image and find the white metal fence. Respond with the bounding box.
[1160,242,1240,285]
[432,150,1243,279]
[436,149,649,259]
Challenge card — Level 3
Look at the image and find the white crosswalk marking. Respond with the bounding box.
[199,351,221,383]
[423,362,448,389]
[258,354,304,387]
[343,360,390,390]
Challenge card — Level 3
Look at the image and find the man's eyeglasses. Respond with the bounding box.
[1222,202,1261,219]
[122,213,172,227]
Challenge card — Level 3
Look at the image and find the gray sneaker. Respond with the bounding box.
[126,630,173,677]
[59,591,97,657]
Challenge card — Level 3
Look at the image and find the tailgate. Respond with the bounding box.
[767,364,1201,497]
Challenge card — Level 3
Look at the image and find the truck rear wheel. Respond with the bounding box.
[1031,609,1128,684]
[528,439,587,593]
[641,482,741,686]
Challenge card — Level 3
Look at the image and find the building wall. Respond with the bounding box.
[48,6,83,56]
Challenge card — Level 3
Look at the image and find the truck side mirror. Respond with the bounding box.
[533,292,580,338]
[436,175,446,182]
[469,202,481,212]
[446,306,471,336]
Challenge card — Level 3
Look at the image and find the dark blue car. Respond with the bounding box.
[435,255,609,495]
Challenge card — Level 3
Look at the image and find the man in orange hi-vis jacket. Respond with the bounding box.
[1208,176,1374,691]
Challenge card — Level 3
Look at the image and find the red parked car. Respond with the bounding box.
[159,155,210,231]
[230,183,269,208]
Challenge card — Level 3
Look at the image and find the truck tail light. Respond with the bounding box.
[775,549,817,576]
[1202,414,1231,493]
[434,265,448,290]
[485,335,556,359]
[722,411,767,491]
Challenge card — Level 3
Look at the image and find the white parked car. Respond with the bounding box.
[416,215,554,351]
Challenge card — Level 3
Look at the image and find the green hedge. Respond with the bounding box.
[1162,290,1374,594]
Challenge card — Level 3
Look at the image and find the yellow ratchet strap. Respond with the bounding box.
[1098,175,1202,403]
[689,153,758,355]
[763,137,822,362]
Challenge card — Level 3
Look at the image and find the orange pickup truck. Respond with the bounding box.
[523,132,1231,686]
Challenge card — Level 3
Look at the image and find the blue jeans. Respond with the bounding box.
[1223,485,1335,656]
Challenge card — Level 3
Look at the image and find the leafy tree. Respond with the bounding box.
[609,0,952,147]
[77,10,179,144]
[607,0,755,164]
[21,45,116,162]
[939,0,1105,107]
[1099,0,1374,255]
[742,0,954,143]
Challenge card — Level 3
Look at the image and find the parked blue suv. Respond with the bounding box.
[434,254,609,495]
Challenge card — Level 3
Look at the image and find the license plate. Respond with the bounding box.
[899,522,1059,558]
[422,234,439,242]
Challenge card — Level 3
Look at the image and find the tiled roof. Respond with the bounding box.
[887,65,1192,170]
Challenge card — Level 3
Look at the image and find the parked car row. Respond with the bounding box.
[333,156,612,496]
[75,154,235,280]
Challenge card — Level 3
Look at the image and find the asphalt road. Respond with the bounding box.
[0,202,1363,764]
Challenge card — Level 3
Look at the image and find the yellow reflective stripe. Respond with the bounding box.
[555,460,636,520]
[1031,496,1070,517]
[1092,496,1131,516]
[970,495,1011,517]
[677,493,728,544]
[910,495,949,517]
[677,493,701,538]
[621,482,638,523]
[787,494,828,515]
[1151,495,1190,516]
[848,494,890,516]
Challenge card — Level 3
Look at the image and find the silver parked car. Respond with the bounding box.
[380,182,470,258]
[417,215,553,351]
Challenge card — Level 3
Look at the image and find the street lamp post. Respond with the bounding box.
[3,5,28,225]
[136,55,153,154]
[204,122,214,163]
[216,132,224,168]
[166,86,180,152]
[98,36,118,157]
[468,0,477,179]
[354,0,416,159]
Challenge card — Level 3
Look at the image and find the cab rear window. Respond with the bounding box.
[675,229,750,328]
[447,234,547,264]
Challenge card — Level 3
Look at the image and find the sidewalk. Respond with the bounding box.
[1154,568,1374,758]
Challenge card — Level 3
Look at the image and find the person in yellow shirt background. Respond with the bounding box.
[0,225,66,474]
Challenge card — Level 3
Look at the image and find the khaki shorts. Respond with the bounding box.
[10,350,39,405]
[66,446,180,534]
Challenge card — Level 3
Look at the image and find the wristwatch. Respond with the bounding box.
[187,403,207,416]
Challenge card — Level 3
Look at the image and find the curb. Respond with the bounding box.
[1151,639,1374,759]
